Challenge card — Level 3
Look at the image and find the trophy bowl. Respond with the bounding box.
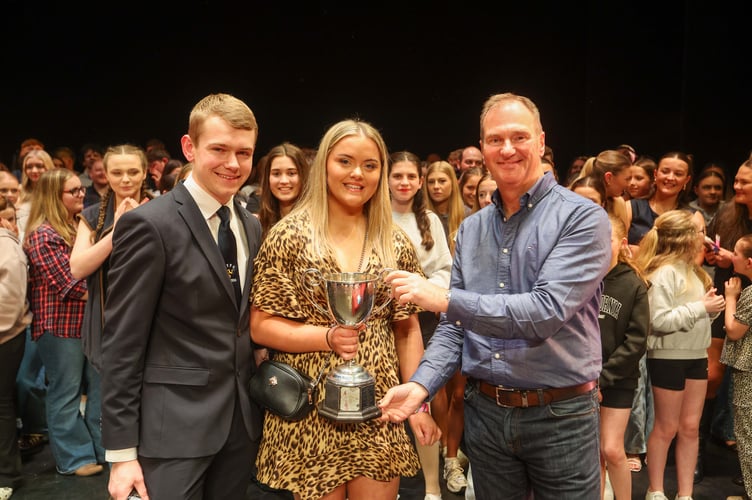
[302,270,391,423]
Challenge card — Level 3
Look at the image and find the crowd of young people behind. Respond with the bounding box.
[1,116,752,500]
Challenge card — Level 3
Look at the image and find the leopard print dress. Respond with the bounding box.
[251,211,422,500]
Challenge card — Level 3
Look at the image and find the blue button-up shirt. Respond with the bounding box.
[411,172,611,395]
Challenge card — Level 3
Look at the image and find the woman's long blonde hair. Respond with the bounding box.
[291,119,396,268]
[423,160,465,254]
[635,210,711,290]
[610,215,648,285]
[19,150,55,204]
[24,168,78,247]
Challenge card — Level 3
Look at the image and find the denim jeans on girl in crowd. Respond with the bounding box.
[36,333,103,474]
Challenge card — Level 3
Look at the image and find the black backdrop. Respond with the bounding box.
[2,1,751,179]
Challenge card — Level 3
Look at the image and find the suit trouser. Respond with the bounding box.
[140,399,258,500]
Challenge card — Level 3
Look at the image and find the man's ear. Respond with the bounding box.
[181,134,195,162]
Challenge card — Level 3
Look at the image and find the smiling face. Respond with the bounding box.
[460,147,483,172]
[89,159,109,189]
[61,175,84,218]
[731,239,752,276]
[106,154,147,202]
[733,165,752,209]
[24,157,47,184]
[388,160,422,207]
[476,177,497,209]
[181,115,256,205]
[461,174,480,208]
[325,134,381,215]
[268,155,302,207]
[654,157,690,200]
[481,100,545,193]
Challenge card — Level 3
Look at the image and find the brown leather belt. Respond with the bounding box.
[473,379,597,408]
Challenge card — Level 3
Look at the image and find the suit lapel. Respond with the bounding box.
[235,198,256,314]
[173,184,238,306]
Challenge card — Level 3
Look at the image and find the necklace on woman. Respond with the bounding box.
[650,198,677,215]
[356,225,369,272]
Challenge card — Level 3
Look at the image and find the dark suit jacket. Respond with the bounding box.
[101,183,263,458]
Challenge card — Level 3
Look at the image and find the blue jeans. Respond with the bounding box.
[36,333,104,474]
[15,326,47,434]
[463,382,601,500]
[624,353,654,455]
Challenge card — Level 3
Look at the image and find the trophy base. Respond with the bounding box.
[317,363,382,423]
[317,400,382,423]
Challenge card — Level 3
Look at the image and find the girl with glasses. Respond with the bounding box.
[23,168,103,478]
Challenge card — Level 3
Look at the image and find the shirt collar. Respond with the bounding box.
[183,174,234,219]
[493,171,557,217]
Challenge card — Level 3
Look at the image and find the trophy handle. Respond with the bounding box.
[371,267,395,315]
[301,268,331,317]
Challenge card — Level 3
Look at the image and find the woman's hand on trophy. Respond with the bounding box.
[385,270,447,313]
[326,325,365,360]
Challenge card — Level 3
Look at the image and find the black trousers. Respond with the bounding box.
[0,333,25,488]
[140,400,258,500]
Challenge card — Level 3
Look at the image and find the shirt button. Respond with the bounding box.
[502,248,508,254]
[494,353,500,359]
[527,203,533,208]
[499,283,505,288]
[455,320,461,326]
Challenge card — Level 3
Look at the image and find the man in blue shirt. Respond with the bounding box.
[382,93,611,499]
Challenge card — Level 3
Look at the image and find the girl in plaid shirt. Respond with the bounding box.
[23,168,103,477]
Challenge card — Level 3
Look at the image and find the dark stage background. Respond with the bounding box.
[2,1,751,179]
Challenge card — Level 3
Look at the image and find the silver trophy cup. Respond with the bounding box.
[302,269,391,423]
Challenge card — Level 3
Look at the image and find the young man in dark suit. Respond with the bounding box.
[102,93,264,500]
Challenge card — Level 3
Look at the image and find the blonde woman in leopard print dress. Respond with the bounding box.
[251,119,440,500]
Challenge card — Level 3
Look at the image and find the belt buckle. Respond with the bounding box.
[494,385,521,408]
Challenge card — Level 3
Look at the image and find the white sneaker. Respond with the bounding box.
[444,457,468,494]
[424,494,442,500]
[442,446,470,469]
[457,448,470,470]
[645,491,668,500]
[0,487,12,500]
